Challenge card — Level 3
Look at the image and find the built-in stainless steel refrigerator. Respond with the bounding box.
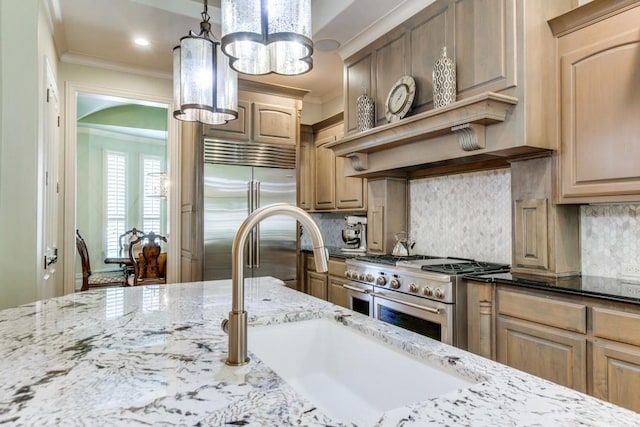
[203,140,297,285]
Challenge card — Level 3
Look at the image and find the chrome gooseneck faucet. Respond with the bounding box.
[222,203,328,366]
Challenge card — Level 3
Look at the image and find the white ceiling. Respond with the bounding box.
[49,0,434,103]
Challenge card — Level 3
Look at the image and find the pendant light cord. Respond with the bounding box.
[199,0,212,39]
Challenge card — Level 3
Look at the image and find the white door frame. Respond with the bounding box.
[63,83,181,294]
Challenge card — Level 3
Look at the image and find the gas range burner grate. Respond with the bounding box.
[421,261,509,275]
[355,254,441,266]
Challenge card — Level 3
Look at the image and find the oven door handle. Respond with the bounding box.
[343,284,370,294]
[372,292,441,314]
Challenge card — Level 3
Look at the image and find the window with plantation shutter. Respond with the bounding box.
[142,156,162,233]
[105,151,127,254]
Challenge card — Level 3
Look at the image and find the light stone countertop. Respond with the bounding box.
[1,277,639,426]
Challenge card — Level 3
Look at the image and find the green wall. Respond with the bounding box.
[76,105,167,275]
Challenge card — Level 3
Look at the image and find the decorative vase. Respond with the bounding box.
[356,92,375,132]
[432,46,456,108]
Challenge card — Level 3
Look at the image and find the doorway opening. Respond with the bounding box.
[64,84,180,294]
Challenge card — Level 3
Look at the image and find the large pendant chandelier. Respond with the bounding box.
[173,0,238,125]
[220,0,313,76]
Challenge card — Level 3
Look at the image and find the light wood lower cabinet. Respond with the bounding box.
[304,255,347,304]
[328,276,350,309]
[307,271,328,300]
[496,315,587,392]
[466,280,495,359]
[468,281,640,411]
[592,340,640,412]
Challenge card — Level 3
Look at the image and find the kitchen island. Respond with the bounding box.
[1,277,639,426]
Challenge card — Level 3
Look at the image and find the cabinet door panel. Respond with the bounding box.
[298,135,314,210]
[253,102,296,145]
[314,144,336,210]
[203,100,251,141]
[307,271,328,301]
[335,156,365,210]
[409,2,450,113]
[454,0,516,96]
[345,54,373,134]
[375,34,409,125]
[328,276,350,309]
[559,18,640,200]
[497,315,587,392]
[592,340,640,413]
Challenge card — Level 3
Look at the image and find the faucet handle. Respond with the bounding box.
[221,318,229,334]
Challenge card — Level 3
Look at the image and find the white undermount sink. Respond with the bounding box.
[250,317,477,424]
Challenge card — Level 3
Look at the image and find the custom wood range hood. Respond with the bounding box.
[325,92,539,179]
[325,0,580,179]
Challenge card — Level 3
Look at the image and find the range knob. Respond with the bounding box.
[358,272,366,281]
[345,270,352,279]
[423,287,433,297]
[433,288,445,299]
[390,278,401,289]
[366,274,375,283]
[376,276,387,286]
[408,282,419,293]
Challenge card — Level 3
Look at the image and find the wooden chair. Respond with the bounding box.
[129,231,168,286]
[118,227,145,280]
[76,229,127,291]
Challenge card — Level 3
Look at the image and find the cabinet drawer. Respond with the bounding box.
[593,307,640,347]
[305,254,316,272]
[497,288,586,333]
[328,258,346,278]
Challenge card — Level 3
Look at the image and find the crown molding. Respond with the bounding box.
[337,0,436,60]
[60,52,172,80]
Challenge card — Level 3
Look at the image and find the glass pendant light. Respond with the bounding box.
[173,0,238,125]
[220,0,313,76]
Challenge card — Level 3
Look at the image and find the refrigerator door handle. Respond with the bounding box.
[254,181,261,268]
[247,181,255,268]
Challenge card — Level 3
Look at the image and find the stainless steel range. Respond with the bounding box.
[343,254,509,349]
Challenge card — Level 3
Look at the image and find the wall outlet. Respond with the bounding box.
[621,263,640,281]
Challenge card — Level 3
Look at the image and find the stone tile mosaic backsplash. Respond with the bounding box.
[409,169,513,264]
[301,170,638,279]
[300,212,352,249]
[581,204,640,278]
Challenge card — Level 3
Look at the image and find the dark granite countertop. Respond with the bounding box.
[300,245,363,259]
[467,272,640,305]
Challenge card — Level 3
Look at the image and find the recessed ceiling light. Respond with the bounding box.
[315,39,340,52]
[134,37,150,46]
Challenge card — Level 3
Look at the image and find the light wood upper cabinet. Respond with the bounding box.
[253,102,297,146]
[453,0,515,97]
[202,100,251,141]
[311,116,366,211]
[203,81,304,146]
[298,126,314,210]
[549,0,640,203]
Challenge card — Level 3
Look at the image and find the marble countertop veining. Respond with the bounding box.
[1,277,640,426]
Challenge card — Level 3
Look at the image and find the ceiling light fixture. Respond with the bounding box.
[134,37,150,46]
[173,0,238,125]
[220,0,313,76]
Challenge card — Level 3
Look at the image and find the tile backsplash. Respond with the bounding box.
[301,212,352,249]
[302,170,638,279]
[581,204,640,278]
[409,169,512,264]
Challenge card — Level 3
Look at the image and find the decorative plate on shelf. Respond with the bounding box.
[385,75,416,123]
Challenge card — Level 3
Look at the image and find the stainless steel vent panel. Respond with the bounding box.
[204,139,296,169]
